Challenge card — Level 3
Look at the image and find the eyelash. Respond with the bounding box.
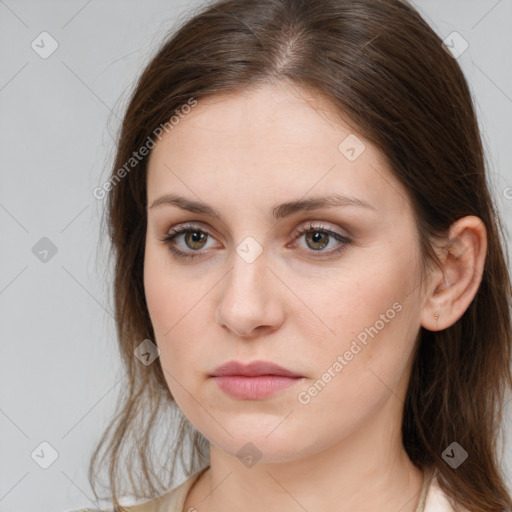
[159,222,352,260]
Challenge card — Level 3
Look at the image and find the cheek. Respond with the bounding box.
[291,300,415,452]
[143,245,208,393]
[300,256,418,397]
[144,286,205,418]
[143,243,196,335]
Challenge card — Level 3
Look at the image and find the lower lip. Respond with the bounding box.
[211,375,303,400]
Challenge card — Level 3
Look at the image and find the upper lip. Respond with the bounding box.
[210,360,303,378]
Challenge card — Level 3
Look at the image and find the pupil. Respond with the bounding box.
[186,231,206,249]
[308,231,328,250]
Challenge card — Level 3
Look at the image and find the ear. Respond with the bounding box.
[420,215,487,332]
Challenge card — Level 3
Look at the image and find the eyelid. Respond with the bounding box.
[165,220,347,243]
[290,220,346,238]
[166,222,221,247]
[167,219,348,235]
[287,222,351,255]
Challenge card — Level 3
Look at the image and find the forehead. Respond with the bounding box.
[146,82,410,217]
[150,82,361,157]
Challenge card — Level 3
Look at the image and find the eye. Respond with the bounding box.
[159,221,352,260]
[290,222,351,256]
[159,223,218,259]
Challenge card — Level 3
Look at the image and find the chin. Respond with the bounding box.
[207,428,317,466]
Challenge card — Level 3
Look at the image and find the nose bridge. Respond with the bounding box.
[216,242,284,336]
[224,246,268,308]
[226,232,268,294]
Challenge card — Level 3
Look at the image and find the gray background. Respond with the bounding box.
[0,1,511,511]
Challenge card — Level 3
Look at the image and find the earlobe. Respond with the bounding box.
[420,216,487,332]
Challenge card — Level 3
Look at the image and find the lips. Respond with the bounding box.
[210,360,303,378]
[209,360,304,399]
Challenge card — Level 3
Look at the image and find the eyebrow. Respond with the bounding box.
[148,193,374,221]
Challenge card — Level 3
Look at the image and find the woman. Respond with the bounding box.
[79,0,512,511]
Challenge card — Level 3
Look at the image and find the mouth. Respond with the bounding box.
[209,360,304,400]
[210,360,303,378]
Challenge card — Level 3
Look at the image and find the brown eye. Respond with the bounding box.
[161,224,217,259]
[184,231,208,250]
[305,231,330,250]
[291,223,352,257]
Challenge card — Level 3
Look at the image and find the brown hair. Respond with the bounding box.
[89,0,512,510]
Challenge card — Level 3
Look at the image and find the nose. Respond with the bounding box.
[215,248,285,338]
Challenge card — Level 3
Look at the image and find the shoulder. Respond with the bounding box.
[424,474,470,512]
[124,465,209,512]
[64,466,209,512]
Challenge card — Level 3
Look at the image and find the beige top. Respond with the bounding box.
[70,465,466,512]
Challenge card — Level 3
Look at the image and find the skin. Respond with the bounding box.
[143,81,487,512]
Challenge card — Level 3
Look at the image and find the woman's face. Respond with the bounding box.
[144,82,427,463]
